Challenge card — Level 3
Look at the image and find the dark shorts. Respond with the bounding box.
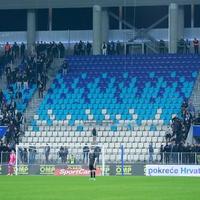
[89,164,96,171]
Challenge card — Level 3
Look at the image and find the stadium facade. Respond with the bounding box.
[0,0,199,54]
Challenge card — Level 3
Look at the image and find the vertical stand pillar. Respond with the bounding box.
[27,9,36,51]
[168,3,178,53]
[101,8,109,44]
[93,5,102,55]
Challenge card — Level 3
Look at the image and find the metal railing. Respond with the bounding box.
[157,152,200,165]
[1,151,200,166]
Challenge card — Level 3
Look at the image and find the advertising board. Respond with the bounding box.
[146,165,200,176]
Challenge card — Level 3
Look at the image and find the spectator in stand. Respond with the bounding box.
[86,42,92,55]
[15,90,22,104]
[63,147,68,163]
[41,72,48,91]
[92,128,97,144]
[185,39,190,54]
[160,144,164,163]
[62,60,68,75]
[29,145,36,164]
[58,42,65,58]
[164,143,171,163]
[94,146,101,164]
[23,148,28,163]
[183,111,192,135]
[165,126,172,143]
[172,116,184,144]
[193,38,199,54]
[116,41,121,55]
[12,42,18,59]
[74,43,79,55]
[44,144,50,163]
[23,72,29,89]
[5,42,11,56]
[83,143,89,164]
[188,100,195,118]
[148,142,154,163]
[0,89,4,108]
[16,73,22,90]
[102,42,107,55]
[107,41,111,55]
[52,42,58,58]
[171,141,178,163]
[78,40,84,55]
[181,100,188,117]
[5,64,12,86]
[177,38,185,54]
[38,79,44,98]
[110,41,115,55]
[20,42,25,58]
[159,40,165,54]
[58,146,65,163]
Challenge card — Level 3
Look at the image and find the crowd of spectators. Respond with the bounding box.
[158,38,199,54]
[0,97,24,164]
[0,41,57,164]
[4,42,54,100]
[161,100,200,164]
[35,41,65,58]
[177,38,199,54]
[0,77,24,145]
[73,41,92,56]
[160,142,200,164]
[73,40,123,56]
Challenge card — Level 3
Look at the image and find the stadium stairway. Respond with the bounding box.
[21,54,200,163]
[190,72,200,113]
[1,60,37,112]
[24,58,64,124]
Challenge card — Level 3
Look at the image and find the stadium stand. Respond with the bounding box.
[3,83,36,112]
[22,54,200,162]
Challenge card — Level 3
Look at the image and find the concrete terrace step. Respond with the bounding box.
[190,72,200,113]
[24,58,64,125]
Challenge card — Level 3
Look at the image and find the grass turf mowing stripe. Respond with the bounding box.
[0,176,199,200]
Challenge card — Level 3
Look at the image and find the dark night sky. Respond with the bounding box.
[0,6,199,31]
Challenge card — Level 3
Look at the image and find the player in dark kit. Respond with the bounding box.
[88,149,97,181]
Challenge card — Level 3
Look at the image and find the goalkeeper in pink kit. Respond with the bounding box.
[8,150,16,175]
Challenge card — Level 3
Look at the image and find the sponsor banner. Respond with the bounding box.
[40,165,55,175]
[146,165,200,177]
[0,164,144,176]
[0,164,29,175]
[116,165,132,176]
[97,165,110,176]
[14,165,29,175]
[54,166,102,176]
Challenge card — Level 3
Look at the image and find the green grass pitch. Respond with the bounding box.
[0,176,200,200]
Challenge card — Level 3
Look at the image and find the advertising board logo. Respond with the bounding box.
[116,165,132,176]
[40,165,55,175]
[14,165,29,175]
[54,166,102,176]
[144,165,146,176]
[146,165,200,176]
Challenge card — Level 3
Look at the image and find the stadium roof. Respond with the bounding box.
[0,0,199,9]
